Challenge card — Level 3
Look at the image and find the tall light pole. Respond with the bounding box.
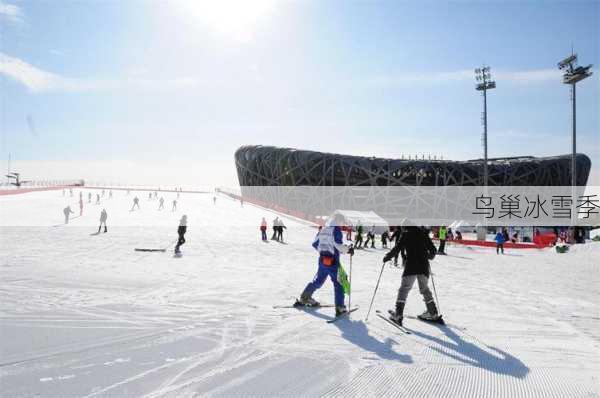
[475,66,496,187]
[558,53,592,213]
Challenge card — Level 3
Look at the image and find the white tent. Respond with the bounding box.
[328,210,389,234]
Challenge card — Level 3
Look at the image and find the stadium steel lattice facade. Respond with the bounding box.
[233,145,592,221]
[235,145,590,187]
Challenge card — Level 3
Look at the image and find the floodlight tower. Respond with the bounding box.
[557,53,593,201]
[475,66,496,187]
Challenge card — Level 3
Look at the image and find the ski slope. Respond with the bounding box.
[1,189,599,397]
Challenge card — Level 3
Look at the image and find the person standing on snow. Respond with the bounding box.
[98,208,108,233]
[158,197,164,210]
[172,199,177,211]
[364,226,376,248]
[96,193,100,204]
[494,230,505,254]
[437,225,447,255]
[63,206,74,224]
[383,225,440,326]
[298,213,354,316]
[271,217,280,241]
[174,215,187,254]
[88,192,92,203]
[355,223,364,248]
[277,218,287,242]
[79,198,84,216]
[381,229,389,248]
[131,196,140,211]
[260,217,268,241]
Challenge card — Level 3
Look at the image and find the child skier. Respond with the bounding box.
[174,215,187,254]
[383,225,441,326]
[297,213,354,316]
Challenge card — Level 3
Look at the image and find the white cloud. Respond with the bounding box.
[0,1,22,24]
[368,68,564,87]
[0,53,202,93]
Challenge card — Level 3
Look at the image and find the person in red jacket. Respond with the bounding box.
[260,217,268,241]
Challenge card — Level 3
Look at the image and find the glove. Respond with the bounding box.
[348,245,355,256]
[383,252,393,263]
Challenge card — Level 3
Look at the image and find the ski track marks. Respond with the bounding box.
[1,190,599,397]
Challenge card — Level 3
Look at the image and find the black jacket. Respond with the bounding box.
[385,227,436,277]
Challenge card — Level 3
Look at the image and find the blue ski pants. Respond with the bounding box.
[302,261,345,307]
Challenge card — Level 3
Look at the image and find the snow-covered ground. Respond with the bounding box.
[1,189,599,397]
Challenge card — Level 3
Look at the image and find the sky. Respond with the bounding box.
[1,0,599,187]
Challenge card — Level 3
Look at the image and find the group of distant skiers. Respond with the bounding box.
[259,217,287,242]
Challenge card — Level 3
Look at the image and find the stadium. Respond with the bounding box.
[235,145,591,187]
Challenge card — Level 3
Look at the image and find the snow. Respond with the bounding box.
[1,189,599,397]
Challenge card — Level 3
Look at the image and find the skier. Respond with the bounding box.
[364,226,376,248]
[98,208,108,233]
[131,196,140,211]
[271,217,280,241]
[390,226,403,265]
[88,192,92,203]
[297,213,354,316]
[494,230,505,254]
[174,215,187,254]
[158,197,164,210]
[69,188,73,197]
[383,225,441,326]
[381,229,389,248]
[79,198,84,216]
[277,218,287,242]
[213,196,217,205]
[109,190,113,199]
[96,194,100,204]
[260,217,268,241]
[63,206,74,224]
[345,225,352,241]
[101,189,105,197]
[154,191,158,199]
[172,199,177,211]
[511,231,519,244]
[355,223,364,248]
[148,192,152,200]
[437,225,447,255]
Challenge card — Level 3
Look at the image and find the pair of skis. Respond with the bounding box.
[375,310,445,334]
[274,301,359,323]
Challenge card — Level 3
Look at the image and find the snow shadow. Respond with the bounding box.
[411,324,529,378]
[304,311,412,363]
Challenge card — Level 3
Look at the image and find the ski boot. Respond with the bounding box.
[104,226,107,233]
[295,293,320,308]
[389,301,405,326]
[335,305,348,317]
[418,301,444,324]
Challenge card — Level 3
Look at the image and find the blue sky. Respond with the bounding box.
[1,0,598,186]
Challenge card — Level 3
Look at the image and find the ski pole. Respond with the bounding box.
[348,250,353,312]
[430,272,442,316]
[365,261,387,322]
